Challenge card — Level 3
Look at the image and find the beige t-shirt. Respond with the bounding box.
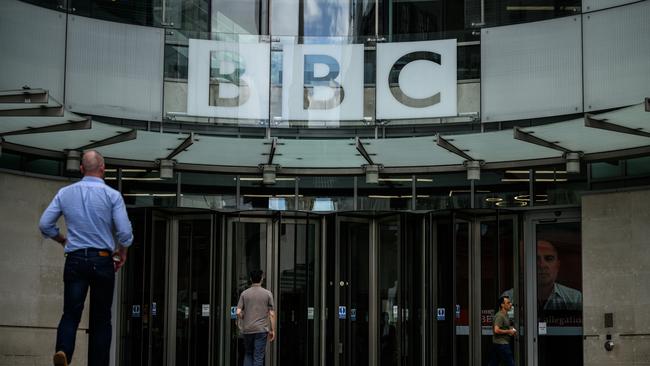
[237,285,275,334]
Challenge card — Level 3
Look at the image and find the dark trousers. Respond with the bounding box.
[243,332,267,366]
[56,250,115,366]
[488,343,515,366]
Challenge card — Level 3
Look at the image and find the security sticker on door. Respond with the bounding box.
[350,308,357,321]
[338,306,347,319]
[230,306,238,320]
[202,304,210,317]
[437,307,446,321]
[308,307,315,320]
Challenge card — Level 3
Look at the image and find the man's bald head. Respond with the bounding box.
[81,150,105,177]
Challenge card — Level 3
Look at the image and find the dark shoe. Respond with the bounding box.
[53,351,68,366]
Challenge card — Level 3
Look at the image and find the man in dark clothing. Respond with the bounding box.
[236,270,276,366]
[488,295,516,366]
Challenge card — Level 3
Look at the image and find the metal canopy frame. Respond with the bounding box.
[0,118,92,137]
[436,134,474,161]
[0,89,49,103]
[356,137,376,165]
[166,132,195,160]
[513,126,571,153]
[79,129,138,150]
[584,114,650,138]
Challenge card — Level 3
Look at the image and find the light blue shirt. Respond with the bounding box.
[39,176,133,253]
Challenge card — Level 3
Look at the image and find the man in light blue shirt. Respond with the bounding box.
[39,150,133,366]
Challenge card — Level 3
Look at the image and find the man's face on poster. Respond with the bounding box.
[537,240,559,287]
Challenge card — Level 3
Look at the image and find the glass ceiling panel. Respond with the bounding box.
[367,136,464,167]
[275,139,365,168]
[448,129,560,162]
[0,111,86,134]
[593,103,650,129]
[96,127,191,161]
[176,135,269,166]
[4,122,131,151]
[520,118,650,154]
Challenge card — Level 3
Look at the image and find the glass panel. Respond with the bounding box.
[378,217,399,366]
[110,169,178,207]
[212,0,262,35]
[298,176,355,212]
[228,221,268,366]
[455,221,470,366]
[625,156,650,176]
[150,218,168,366]
[301,0,374,37]
[180,172,237,209]
[536,222,583,366]
[416,173,471,210]
[534,167,588,207]
[119,209,148,366]
[240,176,296,210]
[484,0,581,27]
[69,0,162,27]
[481,219,516,366]
[358,176,412,210]
[402,214,423,365]
[590,160,623,179]
[278,221,321,365]
[339,220,370,366]
[176,219,212,366]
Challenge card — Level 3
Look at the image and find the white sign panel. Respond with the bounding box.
[282,43,364,122]
[539,322,547,335]
[187,39,270,119]
[202,304,210,317]
[376,39,457,119]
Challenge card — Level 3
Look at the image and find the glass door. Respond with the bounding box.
[119,209,170,366]
[222,217,274,366]
[172,216,216,366]
[529,213,582,366]
[431,212,471,366]
[478,214,520,366]
[276,216,322,366]
[332,216,372,366]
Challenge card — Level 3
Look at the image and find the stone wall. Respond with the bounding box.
[0,172,88,366]
[582,188,650,366]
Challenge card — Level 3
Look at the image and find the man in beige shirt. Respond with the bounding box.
[236,270,276,366]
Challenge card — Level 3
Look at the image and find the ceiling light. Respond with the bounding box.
[364,164,380,184]
[464,160,482,180]
[66,150,81,172]
[565,152,581,174]
[262,164,278,185]
[158,159,175,179]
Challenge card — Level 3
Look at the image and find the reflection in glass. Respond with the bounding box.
[536,222,582,366]
[302,0,374,36]
[278,222,320,365]
[229,221,268,366]
[481,219,515,366]
[379,219,399,366]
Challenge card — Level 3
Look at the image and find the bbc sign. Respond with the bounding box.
[187,39,457,121]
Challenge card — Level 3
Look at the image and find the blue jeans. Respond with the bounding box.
[56,249,115,366]
[243,332,267,366]
[488,343,515,366]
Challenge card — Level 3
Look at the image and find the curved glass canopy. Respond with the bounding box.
[1,89,649,175]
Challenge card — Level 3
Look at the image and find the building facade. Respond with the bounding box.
[1,0,649,365]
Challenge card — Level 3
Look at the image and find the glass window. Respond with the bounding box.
[590,160,623,180]
[179,172,237,209]
[484,0,581,27]
[416,173,471,210]
[106,168,178,207]
[239,175,296,210]
[70,0,159,27]
[212,0,263,35]
[626,156,650,177]
[297,176,355,212]
[358,175,413,210]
